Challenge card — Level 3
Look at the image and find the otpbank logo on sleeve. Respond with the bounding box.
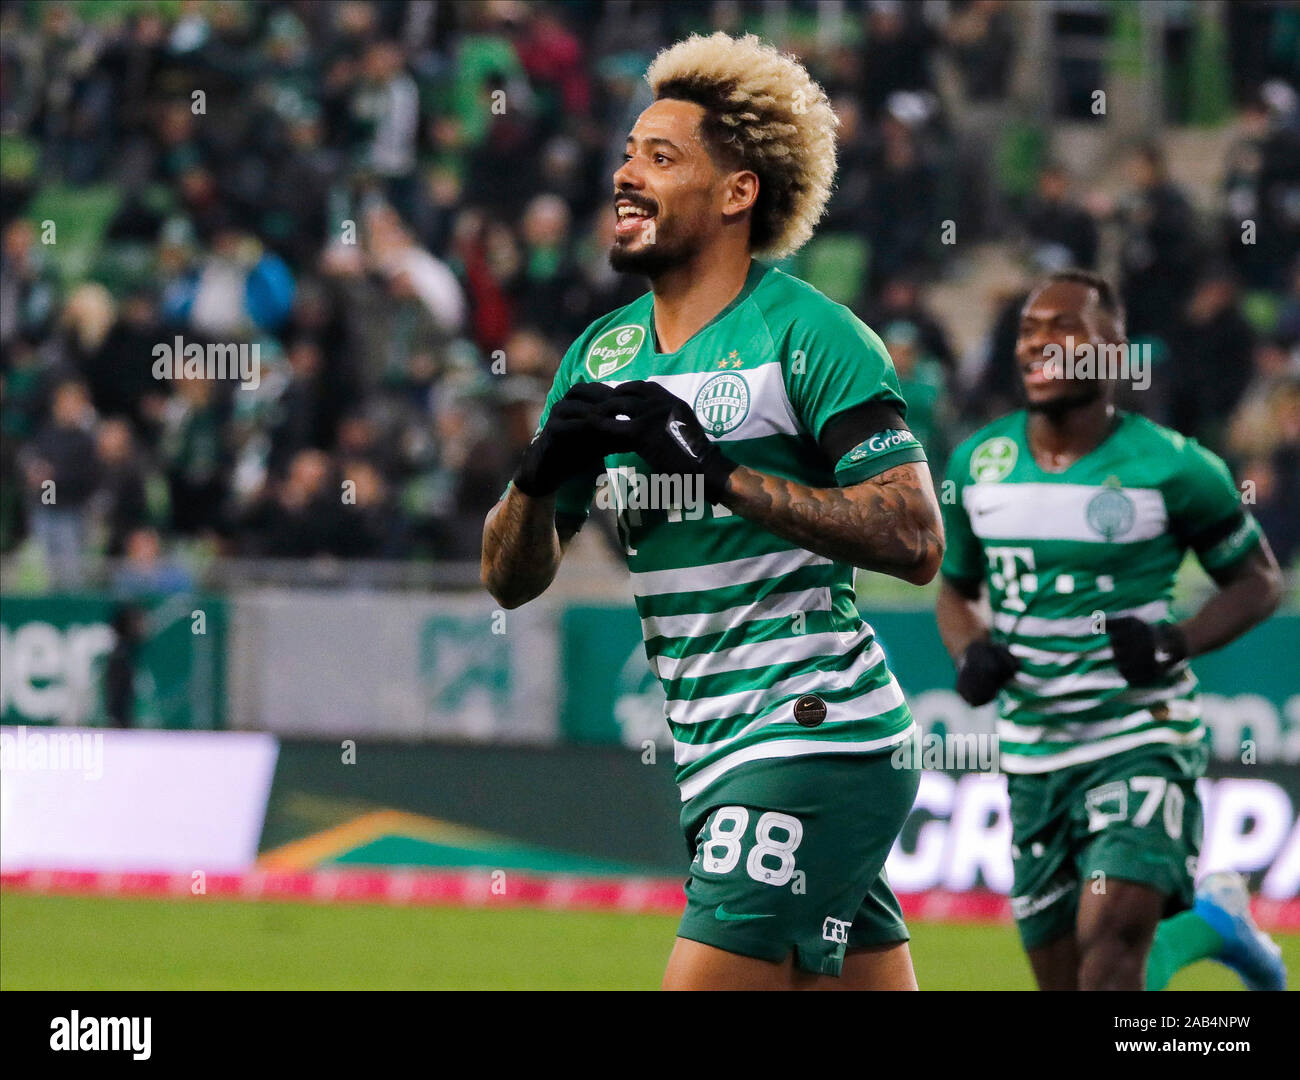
[585,325,645,378]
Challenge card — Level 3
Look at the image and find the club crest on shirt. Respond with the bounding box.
[585,324,645,378]
[694,371,750,435]
[970,436,1018,482]
[1085,487,1136,541]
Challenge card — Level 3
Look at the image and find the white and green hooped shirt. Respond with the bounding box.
[941,410,1263,775]
[530,261,928,802]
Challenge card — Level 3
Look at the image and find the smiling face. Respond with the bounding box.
[609,98,754,277]
[1016,279,1122,414]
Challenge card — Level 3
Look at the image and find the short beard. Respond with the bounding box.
[608,234,694,279]
[1026,382,1104,420]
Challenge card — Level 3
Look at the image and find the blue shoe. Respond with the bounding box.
[1194,872,1287,991]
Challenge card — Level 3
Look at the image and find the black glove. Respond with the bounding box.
[955,640,1019,706]
[588,380,738,504]
[1107,616,1188,686]
[512,382,619,498]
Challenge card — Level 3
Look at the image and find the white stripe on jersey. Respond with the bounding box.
[672,674,906,766]
[998,699,1200,744]
[641,585,832,643]
[1008,642,1113,666]
[655,626,872,682]
[1012,665,1194,698]
[998,723,1206,773]
[993,600,1169,639]
[676,723,916,801]
[608,360,800,443]
[665,640,888,725]
[631,547,830,597]
[1003,671,1196,716]
[964,482,1168,543]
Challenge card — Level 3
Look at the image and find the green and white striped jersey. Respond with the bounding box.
[941,410,1262,774]
[534,261,927,802]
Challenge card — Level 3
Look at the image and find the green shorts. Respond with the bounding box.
[1007,743,1207,951]
[677,750,920,976]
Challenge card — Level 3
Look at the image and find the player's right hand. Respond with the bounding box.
[955,639,1019,706]
[512,382,619,497]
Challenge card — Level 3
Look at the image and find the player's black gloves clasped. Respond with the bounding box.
[588,380,739,504]
[1107,616,1188,686]
[512,382,619,497]
[955,640,1019,707]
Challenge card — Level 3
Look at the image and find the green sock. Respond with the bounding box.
[1146,910,1225,990]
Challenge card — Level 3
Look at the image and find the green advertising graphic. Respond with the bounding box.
[0,593,226,729]
[560,604,1300,763]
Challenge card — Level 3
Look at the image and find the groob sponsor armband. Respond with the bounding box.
[833,428,927,487]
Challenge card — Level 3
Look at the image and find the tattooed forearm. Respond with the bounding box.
[722,462,945,584]
[481,487,564,608]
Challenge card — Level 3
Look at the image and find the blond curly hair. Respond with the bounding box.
[645,32,838,260]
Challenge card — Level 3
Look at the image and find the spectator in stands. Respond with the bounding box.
[1023,164,1099,270]
[860,2,935,120]
[1169,266,1257,448]
[337,458,404,558]
[80,290,168,437]
[54,283,116,388]
[158,377,228,537]
[1227,336,1300,462]
[268,337,334,475]
[421,386,510,559]
[19,380,99,584]
[823,95,874,237]
[1114,143,1202,340]
[351,40,421,219]
[243,447,339,558]
[91,418,152,557]
[0,219,58,350]
[943,1,1016,104]
[869,272,956,374]
[1223,86,1300,292]
[323,201,465,391]
[941,0,1017,238]
[867,112,939,289]
[113,525,194,597]
[513,193,581,339]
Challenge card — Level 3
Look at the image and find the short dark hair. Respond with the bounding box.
[1041,269,1126,333]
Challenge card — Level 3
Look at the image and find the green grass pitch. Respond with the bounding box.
[2,893,1294,990]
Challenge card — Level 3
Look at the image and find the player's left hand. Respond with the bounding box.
[589,380,738,504]
[1107,616,1188,686]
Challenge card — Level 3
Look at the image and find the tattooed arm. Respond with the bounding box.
[721,461,945,584]
[481,488,581,609]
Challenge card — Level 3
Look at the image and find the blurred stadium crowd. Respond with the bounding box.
[1,0,1298,589]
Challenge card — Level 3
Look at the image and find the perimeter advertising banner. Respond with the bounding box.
[0,593,227,729]
[228,590,556,740]
[560,606,1300,762]
[0,727,277,872]
[560,605,1300,898]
